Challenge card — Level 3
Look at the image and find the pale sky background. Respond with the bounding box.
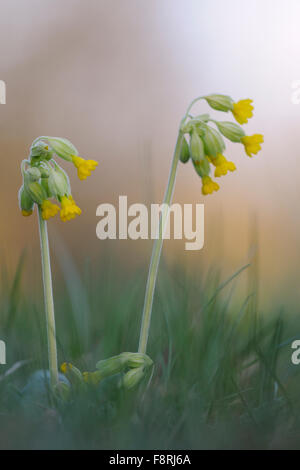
[1,0,300,307]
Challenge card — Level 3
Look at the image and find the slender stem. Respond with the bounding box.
[138,131,184,354]
[37,206,59,389]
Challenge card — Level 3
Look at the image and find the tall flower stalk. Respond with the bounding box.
[19,137,98,391]
[138,94,263,355]
[37,206,59,388]
[138,131,184,354]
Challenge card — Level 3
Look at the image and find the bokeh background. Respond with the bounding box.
[1,0,300,309]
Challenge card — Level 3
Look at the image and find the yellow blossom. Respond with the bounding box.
[41,199,60,220]
[211,154,236,177]
[232,99,254,124]
[22,210,33,217]
[60,362,72,374]
[60,195,82,222]
[241,134,264,157]
[201,176,220,195]
[72,155,98,180]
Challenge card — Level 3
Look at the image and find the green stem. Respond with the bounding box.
[138,131,184,354]
[38,206,59,389]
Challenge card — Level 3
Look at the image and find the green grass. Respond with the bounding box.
[0,248,300,450]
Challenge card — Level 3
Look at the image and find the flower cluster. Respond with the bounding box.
[60,352,153,394]
[18,137,98,221]
[179,95,263,195]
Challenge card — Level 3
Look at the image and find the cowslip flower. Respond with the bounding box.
[71,155,98,181]
[60,195,82,222]
[210,154,236,177]
[19,136,97,391]
[41,200,60,220]
[19,136,96,221]
[177,94,263,195]
[241,134,264,157]
[232,99,254,125]
[136,94,262,384]
[201,176,220,195]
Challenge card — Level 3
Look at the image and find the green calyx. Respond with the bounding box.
[189,128,205,163]
[19,185,34,213]
[202,125,225,158]
[47,163,70,199]
[214,121,245,142]
[43,137,78,162]
[203,94,234,112]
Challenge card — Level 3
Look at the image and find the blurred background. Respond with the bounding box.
[1,0,300,309]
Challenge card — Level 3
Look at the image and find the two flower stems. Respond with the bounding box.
[37,102,190,385]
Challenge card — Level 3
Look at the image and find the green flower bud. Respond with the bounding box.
[122,366,146,390]
[48,165,70,198]
[203,94,234,112]
[26,167,41,182]
[25,180,47,205]
[202,126,225,158]
[190,129,205,163]
[215,121,245,142]
[46,137,78,162]
[120,352,153,369]
[193,156,211,178]
[19,185,34,213]
[41,177,51,198]
[96,354,127,379]
[38,162,51,178]
[180,137,190,163]
[30,141,53,161]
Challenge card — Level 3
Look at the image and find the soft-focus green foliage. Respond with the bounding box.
[0,249,300,450]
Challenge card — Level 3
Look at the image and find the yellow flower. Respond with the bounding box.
[72,155,98,180]
[241,134,264,157]
[22,210,33,217]
[60,195,82,222]
[41,199,60,220]
[202,176,220,195]
[60,362,72,374]
[211,154,236,177]
[232,99,254,124]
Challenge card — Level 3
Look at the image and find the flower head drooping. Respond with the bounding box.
[241,134,264,157]
[232,99,254,125]
[178,94,263,194]
[60,195,82,222]
[18,137,98,392]
[19,136,95,221]
[71,155,98,180]
[210,154,236,177]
